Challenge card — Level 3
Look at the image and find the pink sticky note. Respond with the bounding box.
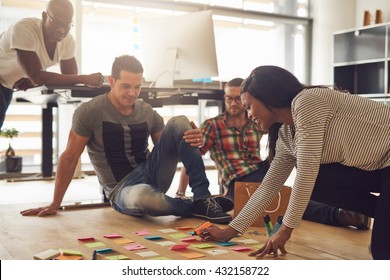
[124,244,146,251]
[181,237,198,243]
[103,234,122,238]
[170,243,190,250]
[133,229,151,236]
[230,246,252,252]
[77,236,95,242]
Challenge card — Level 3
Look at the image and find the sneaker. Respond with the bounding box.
[213,196,234,212]
[192,197,232,224]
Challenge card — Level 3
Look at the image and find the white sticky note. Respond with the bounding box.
[206,249,229,256]
[156,241,176,247]
[158,228,178,233]
[136,251,159,257]
[33,249,61,260]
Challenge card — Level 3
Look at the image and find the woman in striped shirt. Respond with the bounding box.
[201,65,390,260]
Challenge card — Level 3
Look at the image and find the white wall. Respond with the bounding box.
[311,0,390,85]
[355,0,390,27]
[311,0,355,85]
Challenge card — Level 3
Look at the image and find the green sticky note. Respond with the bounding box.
[60,249,83,256]
[106,255,130,260]
[192,243,215,249]
[169,233,188,239]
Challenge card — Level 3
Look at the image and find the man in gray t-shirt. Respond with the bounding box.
[21,55,233,224]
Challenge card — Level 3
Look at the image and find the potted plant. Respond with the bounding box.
[0,128,22,172]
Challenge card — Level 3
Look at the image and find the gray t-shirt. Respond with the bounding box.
[72,94,164,198]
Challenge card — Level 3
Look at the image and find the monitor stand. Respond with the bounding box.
[154,47,178,88]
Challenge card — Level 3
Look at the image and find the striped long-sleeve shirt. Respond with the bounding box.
[229,87,390,233]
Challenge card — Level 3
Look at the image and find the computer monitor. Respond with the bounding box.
[139,10,219,87]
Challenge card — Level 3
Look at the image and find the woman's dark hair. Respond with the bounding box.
[240,65,304,161]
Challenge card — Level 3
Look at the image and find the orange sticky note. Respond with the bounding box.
[112,238,134,245]
[55,254,83,260]
[194,221,212,235]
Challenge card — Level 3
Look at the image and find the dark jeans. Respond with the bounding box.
[310,163,390,260]
[111,116,210,218]
[0,83,13,129]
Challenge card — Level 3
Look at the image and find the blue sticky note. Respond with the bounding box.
[144,236,162,240]
[96,248,113,254]
[216,241,237,247]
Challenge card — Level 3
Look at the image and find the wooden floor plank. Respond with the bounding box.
[0,204,372,260]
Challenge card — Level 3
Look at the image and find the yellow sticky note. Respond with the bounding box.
[180,252,205,259]
[252,243,265,249]
[149,256,170,260]
[85,242,106,248]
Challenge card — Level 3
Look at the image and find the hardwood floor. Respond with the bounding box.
[0,203,372,260]
[0,168,373,261]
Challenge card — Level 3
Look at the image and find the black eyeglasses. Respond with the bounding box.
[224,95,242,103]
[46,12,73,29]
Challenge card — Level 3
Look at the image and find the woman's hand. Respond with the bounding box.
[249,223,293,259]
[199,225,239,242]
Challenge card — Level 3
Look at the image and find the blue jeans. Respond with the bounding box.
[111,116,211,218]
[0,84,13,129]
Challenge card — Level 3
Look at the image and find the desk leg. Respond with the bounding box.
[42,103,57,178]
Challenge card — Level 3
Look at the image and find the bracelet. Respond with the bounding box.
[176,191,185,196]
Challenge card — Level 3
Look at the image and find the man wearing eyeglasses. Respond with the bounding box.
[177,78,371,230]
[0,0,103,129]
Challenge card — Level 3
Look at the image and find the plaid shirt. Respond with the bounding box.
[199,112,264,189]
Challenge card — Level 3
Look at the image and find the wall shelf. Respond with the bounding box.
[333,22,389,96]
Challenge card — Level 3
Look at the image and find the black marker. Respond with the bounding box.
[91,250,97,260]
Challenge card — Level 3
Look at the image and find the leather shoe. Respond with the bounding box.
[338,209,371,230]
